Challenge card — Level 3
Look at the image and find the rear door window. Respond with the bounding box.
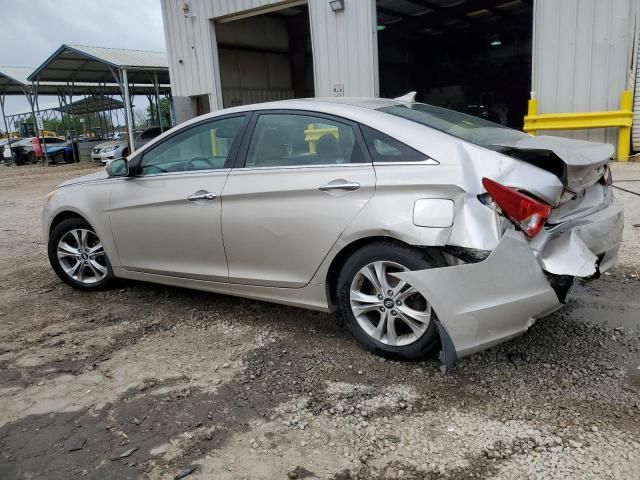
[243,113,364,168]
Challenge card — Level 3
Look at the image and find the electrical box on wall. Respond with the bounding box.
[332,84,344,97]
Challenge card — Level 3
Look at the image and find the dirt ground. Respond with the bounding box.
[0,161,639,480]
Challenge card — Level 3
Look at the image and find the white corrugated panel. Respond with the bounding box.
[160,0,378,121]
[160,0,288,105]
[532,0,637,150]
[308,0,377,98]
[632,16,640,151]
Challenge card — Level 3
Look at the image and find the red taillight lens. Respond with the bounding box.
[482,177,552,237]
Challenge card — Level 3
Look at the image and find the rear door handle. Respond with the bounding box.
[318,181,361,192]
[187,190,217,201]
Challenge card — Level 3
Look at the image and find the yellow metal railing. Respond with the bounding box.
[523,91,633,161]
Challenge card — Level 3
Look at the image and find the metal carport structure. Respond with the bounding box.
[28,44,170,153]
[0,66,45,163]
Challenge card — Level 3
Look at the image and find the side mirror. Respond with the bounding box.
[106,158,129,177]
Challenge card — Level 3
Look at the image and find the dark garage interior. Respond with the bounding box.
[376,0,533,128]
[214,5,314,108]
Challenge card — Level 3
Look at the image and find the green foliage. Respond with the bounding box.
[145,97,171,127]
[43,113,118,137]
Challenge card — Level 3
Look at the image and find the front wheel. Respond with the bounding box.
[48,218,115,291]
[337,241,441,360]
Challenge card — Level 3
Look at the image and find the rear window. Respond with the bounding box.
[377,103,529,148]
[360,125,426,163]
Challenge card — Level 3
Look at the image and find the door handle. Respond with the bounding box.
[187,191,217,201]
[318,181,361,192]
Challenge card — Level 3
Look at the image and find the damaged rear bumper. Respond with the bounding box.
[396,230,563,371]
[533,193,624,277]
[395,189,623,372]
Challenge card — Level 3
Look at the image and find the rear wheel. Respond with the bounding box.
[337,241,441,360]
[48,218,115,291]
[27,151,36,164]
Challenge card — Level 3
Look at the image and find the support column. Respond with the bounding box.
[153,72,163,133]
[122,68,136,153]
[0,94,15,164]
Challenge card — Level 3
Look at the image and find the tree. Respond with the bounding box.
[42,112,116,138]
[146,97,171,127]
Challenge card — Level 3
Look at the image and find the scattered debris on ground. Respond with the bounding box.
[1,163,639,479]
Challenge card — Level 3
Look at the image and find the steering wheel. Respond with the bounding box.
[186,157,216,171]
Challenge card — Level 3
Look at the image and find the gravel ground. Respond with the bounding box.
[0,161,639,480]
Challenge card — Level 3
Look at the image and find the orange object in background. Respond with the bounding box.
[32,137,42,157]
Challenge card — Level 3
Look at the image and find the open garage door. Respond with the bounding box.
[376,0,533,128]
[214,4,314,109]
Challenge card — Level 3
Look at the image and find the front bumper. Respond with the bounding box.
[91,150,121,163]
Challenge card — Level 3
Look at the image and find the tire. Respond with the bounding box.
[27,152,36,164]
[48,218,115,291]
[337,240,442,360]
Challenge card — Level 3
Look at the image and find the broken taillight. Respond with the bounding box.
[599,164,613,186]
[481,177,552,237]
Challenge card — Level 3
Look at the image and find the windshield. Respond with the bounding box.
[378,103,529,148]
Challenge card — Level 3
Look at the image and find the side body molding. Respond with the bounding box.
[394,230,562,370]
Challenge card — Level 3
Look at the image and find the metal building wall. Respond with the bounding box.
[160,0,378,123]
[532,0,637,148]
[307,0,378,98]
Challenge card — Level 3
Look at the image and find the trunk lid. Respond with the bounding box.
[491,135,612,194]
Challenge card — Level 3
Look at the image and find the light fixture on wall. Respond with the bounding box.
[329,0,345,12]
[182,0,196,19]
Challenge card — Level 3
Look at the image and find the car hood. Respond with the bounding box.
[59,170,109,188]
[95,140,126,149]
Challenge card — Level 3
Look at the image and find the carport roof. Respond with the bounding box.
[53,94,125,115]
[27,44,170,84]
[0,65,171,96]
[0,66,37,94]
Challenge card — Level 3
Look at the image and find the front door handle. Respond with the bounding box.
[318,181,361,192]
[187,190,217,201]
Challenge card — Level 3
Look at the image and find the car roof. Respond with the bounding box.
[132,97,443,161]
[220,97,405,115]
[173,97,412,134]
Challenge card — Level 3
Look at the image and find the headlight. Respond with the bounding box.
[102,145,119,153]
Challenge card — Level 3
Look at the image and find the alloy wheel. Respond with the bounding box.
[56,228,108,284]
[349,261,431,346]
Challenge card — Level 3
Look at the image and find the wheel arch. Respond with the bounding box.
[324,235,444,310]
[49,210,91,236]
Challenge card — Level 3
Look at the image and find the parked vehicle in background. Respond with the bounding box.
[2,138,23,163]
[109,132,126,140]
[43,98,623,370]
[91,127,163,163]
[8,137,72,165]
[90,139,128,163]
[5,138,33,165]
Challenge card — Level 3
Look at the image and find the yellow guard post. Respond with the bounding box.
[524,91,633,161]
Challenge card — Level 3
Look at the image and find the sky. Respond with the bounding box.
[0,0,166,118]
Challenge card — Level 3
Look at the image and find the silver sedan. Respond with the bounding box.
[42,97,623,370]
